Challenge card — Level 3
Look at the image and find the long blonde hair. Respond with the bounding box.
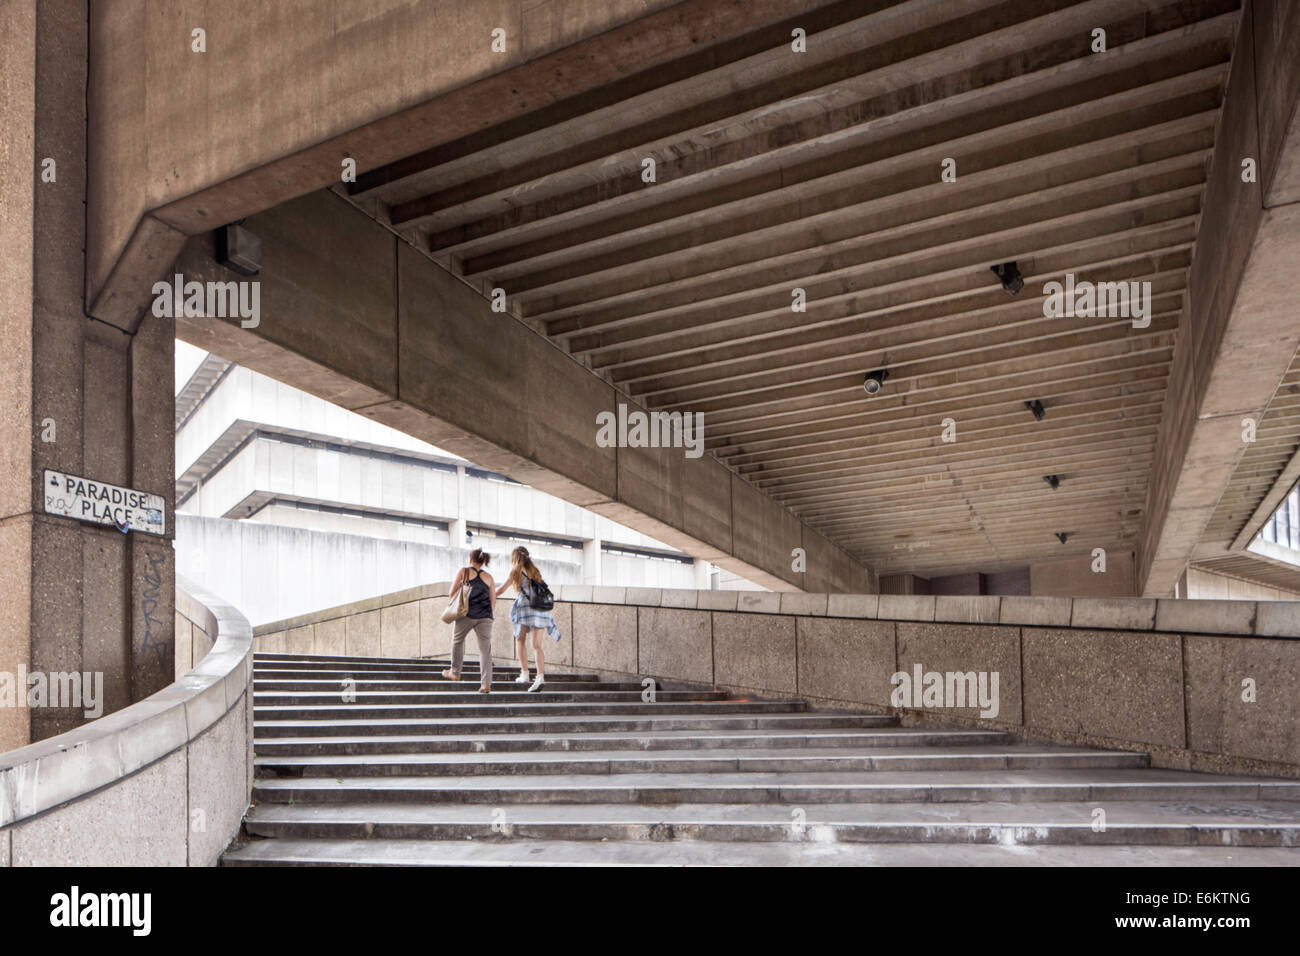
[508,546,543,591]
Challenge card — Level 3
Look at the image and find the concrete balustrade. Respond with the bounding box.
[0,577,253,866]
[257,587,1300,779]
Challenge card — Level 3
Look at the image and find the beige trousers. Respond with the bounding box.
[451,616,493,684]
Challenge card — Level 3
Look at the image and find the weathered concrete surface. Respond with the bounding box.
[712,612,796,696]
[1185,633,1300,767]
[1023,627,1185,749]
[173,191,872,593]
[9,749,188,866]
[0,0,174,748]
[897,623,1022,724]
[187,692,250,866]
[638,607,713,685]
[571,604,637,675]
[796,617,893,707]
[84,0,839,328]
[0,580,252,866]
[1140,1,1300,595]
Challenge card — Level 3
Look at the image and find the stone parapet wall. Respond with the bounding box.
[0,577,253,866]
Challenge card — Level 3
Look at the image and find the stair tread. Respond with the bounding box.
[252,766,1298,790]
[242,799,1300,827]
[252,728,996,746]
[220,837,1300,867]
[253,744,1143,765]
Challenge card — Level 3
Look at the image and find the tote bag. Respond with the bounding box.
[440,583,469,623]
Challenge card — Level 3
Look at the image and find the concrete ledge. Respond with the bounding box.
[935,595,1001,624]
[0,576,254,865]
[999,596,1072,627]
[1070,597,1157,631]
[877,594,936,622]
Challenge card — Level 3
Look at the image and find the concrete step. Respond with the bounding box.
[252,727,1004,756]
[254,679,643,691]
[253,745,1149,778]
[253,668,602,682]
[241,799,1300,847]
[251,767,1300,806]
[221,837,1300,867]
[254,655,586,675]
[252,699,807,720]
[255,653,456,665]
[252,689,719,705]
[253,711,896,738]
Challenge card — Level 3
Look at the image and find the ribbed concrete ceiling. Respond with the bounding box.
[345,0,1243,578]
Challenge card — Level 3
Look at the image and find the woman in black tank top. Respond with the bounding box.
[443,550,496,692]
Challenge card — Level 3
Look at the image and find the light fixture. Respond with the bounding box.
[216,223,261,275]
[1043,474,1061,490]
[1025,399,1046,421]
[990,261,1023,296]
[863,369,889,395]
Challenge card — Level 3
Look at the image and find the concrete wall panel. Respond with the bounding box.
[380,602,420,659]
[797,618,894,707]
[9,749,188,866]
[1185,633,1300,767]
[186,692,249,866]
[572,604,637,674]
[1023,627,1184,748]
[638,607,712,685]
[896,622,1022,723]
[712,611,796,695]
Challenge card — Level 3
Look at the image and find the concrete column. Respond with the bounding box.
[694,559,712,590]
[582,537,602,586]
[0,1,173,750]
[450,465,468,546]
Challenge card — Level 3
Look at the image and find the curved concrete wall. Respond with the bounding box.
[0,577,253,866]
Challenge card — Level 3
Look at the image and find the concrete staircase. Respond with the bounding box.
[222,652,1300,866]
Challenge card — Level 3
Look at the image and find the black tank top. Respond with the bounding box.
[465,568,492,619]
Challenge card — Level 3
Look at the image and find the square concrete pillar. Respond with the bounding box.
[0,0,174,748]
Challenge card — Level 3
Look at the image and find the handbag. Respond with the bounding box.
[440,579,469,623]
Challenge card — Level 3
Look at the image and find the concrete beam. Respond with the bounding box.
[172,190,874,593]
[84,0,855,332]
[1138,0,1300,596]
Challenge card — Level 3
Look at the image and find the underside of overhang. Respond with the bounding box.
[339,0,1244,580]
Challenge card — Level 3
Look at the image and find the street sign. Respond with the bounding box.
[42,470,166,536]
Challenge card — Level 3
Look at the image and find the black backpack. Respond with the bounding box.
[523,575,555,611]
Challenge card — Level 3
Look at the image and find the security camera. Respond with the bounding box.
[863,369,889,395]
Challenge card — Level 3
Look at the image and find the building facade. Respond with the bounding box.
[174,342,754,625]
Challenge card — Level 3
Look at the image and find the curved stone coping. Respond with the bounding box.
[0,575,253,829]
[253,585,1300,641]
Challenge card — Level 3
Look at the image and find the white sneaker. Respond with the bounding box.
[514,671,530,684]
[527,675,545,693]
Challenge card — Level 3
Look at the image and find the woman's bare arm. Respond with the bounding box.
[450,567,465,597]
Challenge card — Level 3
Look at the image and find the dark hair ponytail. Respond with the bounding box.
[469,548,489,566]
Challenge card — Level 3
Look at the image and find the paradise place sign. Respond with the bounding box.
[43,470,166,536]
